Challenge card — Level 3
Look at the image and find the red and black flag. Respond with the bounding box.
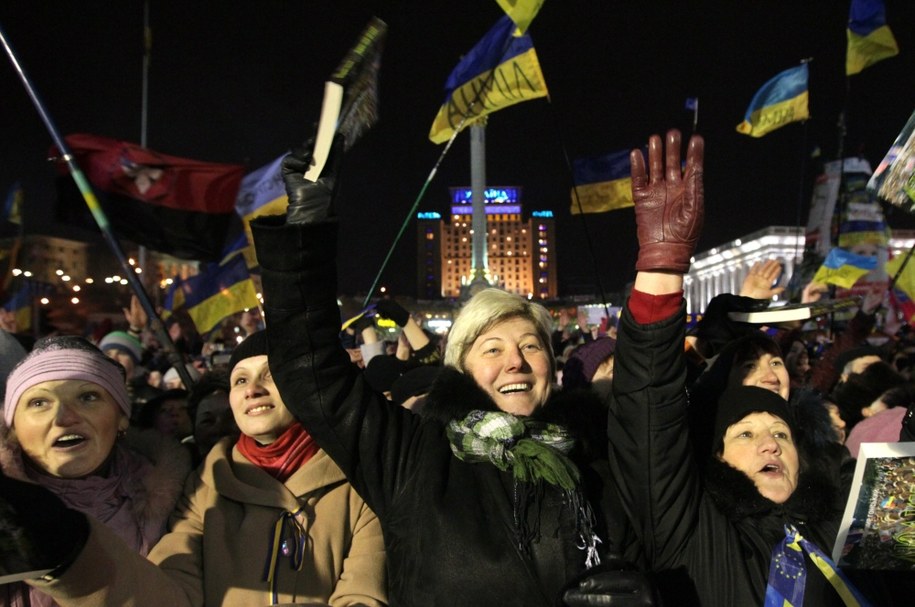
[53,133,245,261]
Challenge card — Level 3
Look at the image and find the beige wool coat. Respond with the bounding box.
[32,437,387,607]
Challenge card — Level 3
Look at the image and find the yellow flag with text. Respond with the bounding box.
[429,15,548,144]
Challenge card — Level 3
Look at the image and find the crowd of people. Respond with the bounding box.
[2,127,915,605]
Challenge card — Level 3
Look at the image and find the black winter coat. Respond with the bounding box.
[252,217,637,607]
[607,303,852,607]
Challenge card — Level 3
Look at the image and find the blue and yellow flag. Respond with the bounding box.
[429,15,548,144]
[165,254,259,335]
[736,64,809,138]
[812,247,877,289]
[570,149,633,214]
[233,154,286,265]
[847,0,899,76]
[495,0,545,36]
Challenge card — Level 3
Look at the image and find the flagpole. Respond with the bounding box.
[0,21,196,390]
[361,23,518,309]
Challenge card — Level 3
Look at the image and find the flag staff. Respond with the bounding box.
[0,21,196,390]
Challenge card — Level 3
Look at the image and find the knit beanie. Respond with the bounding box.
[98,330,143,364]
[4,335,130,427]
[228,330,268,373]
[561,337,616,390]
[713,386,796,454]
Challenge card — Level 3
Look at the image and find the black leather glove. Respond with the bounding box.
[0,472,90,579]
[283,134,345,225]
[631,129,704,274]
[558,559,660,607]
[374,299,410,327]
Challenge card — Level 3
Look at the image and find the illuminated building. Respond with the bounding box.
[416,186,557,300]
[685,226,915,314]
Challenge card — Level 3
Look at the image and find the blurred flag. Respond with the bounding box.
[736,64,809,138]
[1,284,31,332]
[164,254,259,335]
[429,15,548,144]
[812,247,877,288]
[684,97,699,111]
[887,254,915,322]
[495,0,545,35]
[234,154,287,260]
[3,182,23,225]
[847,0,899,75]
[52,133,245,261]
[570,149,633,214]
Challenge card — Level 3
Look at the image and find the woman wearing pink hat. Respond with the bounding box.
[1,336,190,606]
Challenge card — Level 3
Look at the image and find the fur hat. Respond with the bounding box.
[228,330,268,373]
[714,386,796,454]
[833,345,883,374]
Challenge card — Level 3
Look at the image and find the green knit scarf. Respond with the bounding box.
[446,410,580,490]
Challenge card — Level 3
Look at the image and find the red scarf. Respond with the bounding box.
[236,423,319,482]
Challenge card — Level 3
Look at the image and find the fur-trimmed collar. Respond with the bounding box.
[704,456,840,524]
[0,426,191,530]
[422,366,609,460]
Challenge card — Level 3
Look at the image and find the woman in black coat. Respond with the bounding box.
[604,128,869,606]
[247,142,639,606]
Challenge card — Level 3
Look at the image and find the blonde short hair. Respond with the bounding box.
[444,288,555,376]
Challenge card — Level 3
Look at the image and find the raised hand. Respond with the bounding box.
[283,134,344,225]
[631,129,704,274]
[739,260,786,300]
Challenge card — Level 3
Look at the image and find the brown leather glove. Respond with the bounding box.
[631,129,704,273]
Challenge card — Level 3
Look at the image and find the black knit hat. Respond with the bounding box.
[714,385,796,453]
[228,330,268,373]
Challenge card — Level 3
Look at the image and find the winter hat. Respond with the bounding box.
[687,293,769,358]
[98,330,143,364]
[391,365,442,406]
[561,337,616,391]
[4,335,130,427]
[364,355,408,394]
[0,330,28,401]
[713,385,796,454]
[228,330,268,373]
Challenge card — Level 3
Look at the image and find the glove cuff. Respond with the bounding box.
[635,242,695,274]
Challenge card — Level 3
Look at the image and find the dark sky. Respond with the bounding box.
[2,1,914,298]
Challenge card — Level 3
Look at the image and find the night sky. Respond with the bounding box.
[1,1,914,299]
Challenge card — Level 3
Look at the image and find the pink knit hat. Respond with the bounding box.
[4,339,130,428]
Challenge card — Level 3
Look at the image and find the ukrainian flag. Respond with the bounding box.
[847,0,899,76]
[166,254,259,335]
[812,247,877,289]
[234,154,287,255]
[570,149,634,214]
[429,15,548,144]
[736,64,809,138]
[495,0,545,36]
